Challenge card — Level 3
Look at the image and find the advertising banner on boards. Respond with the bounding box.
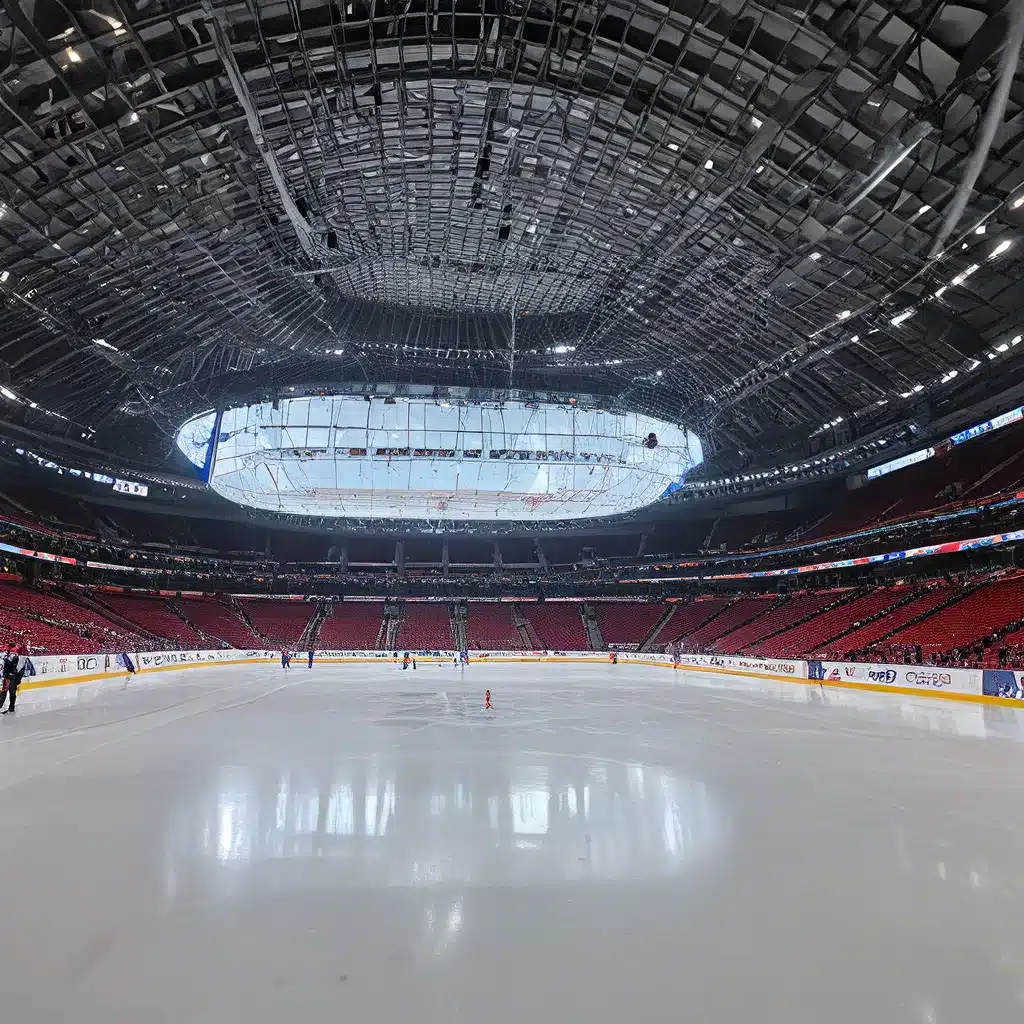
[983,669,1024,700]
[818,661,982,697]
[675,653,806,678]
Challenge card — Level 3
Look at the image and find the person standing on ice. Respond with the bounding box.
[307,649,314,669]
[281,649,291,670]
[0,639,27,714]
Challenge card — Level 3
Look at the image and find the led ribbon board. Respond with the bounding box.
[180,396,703,521]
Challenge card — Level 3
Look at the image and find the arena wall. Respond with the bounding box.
[9,647,1009,712]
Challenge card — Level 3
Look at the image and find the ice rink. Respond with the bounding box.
[3,659,1024,1022]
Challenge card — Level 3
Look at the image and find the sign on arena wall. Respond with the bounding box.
[317,650,396,659]
[132,649,279,669]
[817,661,981,696]
[29,652,134,679]
[676,653,807,678]
[982,669,1024,700]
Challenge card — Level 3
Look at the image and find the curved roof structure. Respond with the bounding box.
[0,0,1022,490]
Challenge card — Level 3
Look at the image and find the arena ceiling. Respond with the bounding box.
[0,0,1022,480]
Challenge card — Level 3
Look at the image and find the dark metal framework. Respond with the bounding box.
[0,0,1022,478]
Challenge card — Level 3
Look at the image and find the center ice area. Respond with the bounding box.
[2,659,1024,1023]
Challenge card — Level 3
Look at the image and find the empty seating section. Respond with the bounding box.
[318,604,385,648]
[684,597,776,647]
[766,588,906,657]
[396,603,454,649]
[812,424,1024,540]
[523,603,589,650]
[595,602,665,648]
[0,584,140,651]
[712,513,803,551]
[96,593,205,646]
[176,598,260,647]
[659,599,732,645]
[466,604,524,649]
[717,593,833,655]
[967,456,1024,500]
[0,607,99,654]
[240,600,315,645]
[816,586,952,656]
[1002,615,1024,643]
[883,576,1024,655]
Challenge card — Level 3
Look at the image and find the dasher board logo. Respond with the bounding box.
[904,669,952,688]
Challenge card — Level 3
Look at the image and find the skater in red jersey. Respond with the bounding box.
[485,689,491,710]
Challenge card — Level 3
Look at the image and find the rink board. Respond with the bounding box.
[7,646,1015,712]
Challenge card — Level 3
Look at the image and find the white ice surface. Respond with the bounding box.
[2,661,1024,1022]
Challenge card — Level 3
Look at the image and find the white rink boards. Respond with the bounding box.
[2,659,1024,1023]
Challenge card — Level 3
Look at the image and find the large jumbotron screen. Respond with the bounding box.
[177,395,703,521]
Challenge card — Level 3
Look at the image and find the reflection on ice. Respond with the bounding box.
[171,754,725,884]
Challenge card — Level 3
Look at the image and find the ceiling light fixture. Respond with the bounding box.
[989,239,1013,259]
[837,309,852,320]
[66,47,82,63]
[949,264,980,286]
[704,159,714,170]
